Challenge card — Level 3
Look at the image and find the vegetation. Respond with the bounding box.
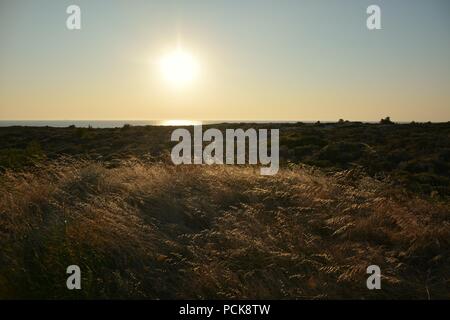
[0,159,448,299]
[0,122,449,299]
[1,121,449,197]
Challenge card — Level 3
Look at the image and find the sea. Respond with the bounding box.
[0,120,302,128]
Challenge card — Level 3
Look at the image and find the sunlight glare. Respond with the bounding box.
[159,120,202,126]
[159,48,200,88]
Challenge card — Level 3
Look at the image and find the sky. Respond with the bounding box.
[0,0,449,122]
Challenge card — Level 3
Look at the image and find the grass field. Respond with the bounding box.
[1,158,449,299]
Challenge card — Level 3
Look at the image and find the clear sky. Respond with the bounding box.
[1,0,449,121]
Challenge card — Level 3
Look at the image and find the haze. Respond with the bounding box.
[0,0,449,122]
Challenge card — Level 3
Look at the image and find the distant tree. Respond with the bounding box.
[380,116,393,124]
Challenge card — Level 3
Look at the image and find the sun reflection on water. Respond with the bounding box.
[158,120,202,126]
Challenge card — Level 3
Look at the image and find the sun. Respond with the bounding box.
[159,48,200,88]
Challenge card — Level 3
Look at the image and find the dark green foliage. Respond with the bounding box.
[0,140,45,169]
[0,122,449,197]
[317,142,369,165]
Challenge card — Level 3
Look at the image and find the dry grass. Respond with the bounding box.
[0,158,449,299]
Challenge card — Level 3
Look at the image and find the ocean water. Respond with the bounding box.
[0,120,209,128]
[0,120,299,128]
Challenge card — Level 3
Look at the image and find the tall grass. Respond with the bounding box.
[0,158,449,299]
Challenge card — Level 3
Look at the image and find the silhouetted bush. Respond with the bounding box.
[380,116,394,124]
